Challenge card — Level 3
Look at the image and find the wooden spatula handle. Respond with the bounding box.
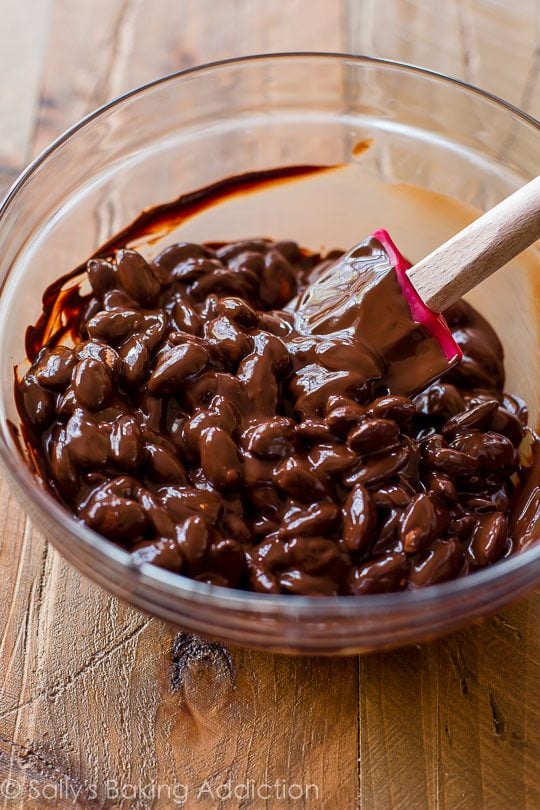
[407,175,540,313]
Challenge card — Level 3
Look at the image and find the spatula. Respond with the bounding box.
[295,175,540,395]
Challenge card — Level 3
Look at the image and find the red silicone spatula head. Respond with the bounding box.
[374,229,462,362]
[293,230,462,396]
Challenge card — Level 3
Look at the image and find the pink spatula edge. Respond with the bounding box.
[392,175,540,366]
[405,175,540,314]
[373,228,461,365]
[297,175,540,396]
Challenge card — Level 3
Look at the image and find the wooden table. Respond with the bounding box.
[1,2,538,807]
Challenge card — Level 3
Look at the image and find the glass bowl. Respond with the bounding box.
[0,54,538,655]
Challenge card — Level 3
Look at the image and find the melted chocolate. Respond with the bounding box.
[14,166,540,595]
[25,164,334,362]
[294,234,460,395]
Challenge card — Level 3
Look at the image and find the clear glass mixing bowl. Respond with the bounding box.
[0,54,538,654]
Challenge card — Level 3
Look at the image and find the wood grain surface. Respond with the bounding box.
[0,2,538,808]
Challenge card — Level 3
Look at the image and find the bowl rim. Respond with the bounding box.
[0,51,538,618]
